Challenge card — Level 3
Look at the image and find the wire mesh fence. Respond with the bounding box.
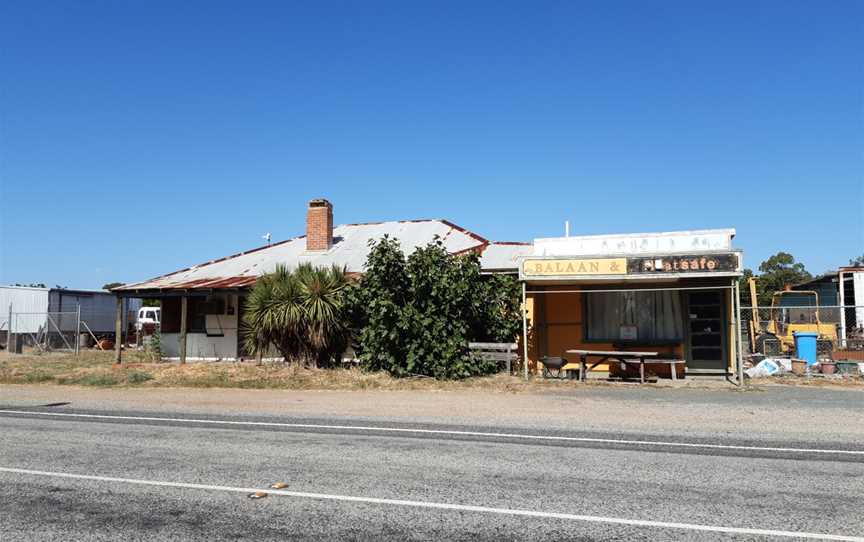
[3,306,150,354]
[739,305,864,360]
[7,311,81,353]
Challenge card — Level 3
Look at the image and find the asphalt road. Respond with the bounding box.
[1,400,863,540]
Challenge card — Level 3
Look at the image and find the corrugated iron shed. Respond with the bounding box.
[0,286,50,333]
[117,220,524,294]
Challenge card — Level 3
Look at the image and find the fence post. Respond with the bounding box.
[114,297,123,363]
[839,271,847,348]
[735,280,744,385]
[75,304,81,356]
[179,296,188,364]
[522,282,529,380]
[7,304,12,354]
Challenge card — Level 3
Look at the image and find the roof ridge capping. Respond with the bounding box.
[336,218,438,227]
[334,218,490,245]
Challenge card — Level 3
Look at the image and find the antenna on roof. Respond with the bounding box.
[262,232,271,245]
[565,220,570,237]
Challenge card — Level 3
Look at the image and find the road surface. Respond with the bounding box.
[0,387,863,540]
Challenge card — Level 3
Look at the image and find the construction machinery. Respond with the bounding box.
[749,278,838,356]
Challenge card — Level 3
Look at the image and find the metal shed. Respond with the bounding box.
[0,286,50,333]
[48,289,141,333]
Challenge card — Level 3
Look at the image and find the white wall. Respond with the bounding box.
[853,271,864,329]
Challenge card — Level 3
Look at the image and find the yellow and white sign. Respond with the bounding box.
[522,258,627,277]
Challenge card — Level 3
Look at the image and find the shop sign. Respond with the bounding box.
[628,253,739,274]
[522,258,627,276]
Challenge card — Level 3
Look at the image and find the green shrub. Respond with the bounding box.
[241,263,351,368]
[126,371,154,384]
[352,237,521,379]
[23,372,55,383]
[145,328,162,362]
[75,373,121,386]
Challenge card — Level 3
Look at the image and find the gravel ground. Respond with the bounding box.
[2,383,863,443]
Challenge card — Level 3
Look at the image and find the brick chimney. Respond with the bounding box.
[306,199,333,251]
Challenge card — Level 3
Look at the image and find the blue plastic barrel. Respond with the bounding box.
[793,332,818,366]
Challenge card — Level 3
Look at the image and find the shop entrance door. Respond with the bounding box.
[685,290,727,372]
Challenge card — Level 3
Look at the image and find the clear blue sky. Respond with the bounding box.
[1,1,862,289]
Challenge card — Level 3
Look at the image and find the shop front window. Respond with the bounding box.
[585,291,684,342]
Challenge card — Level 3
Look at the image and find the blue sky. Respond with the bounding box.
[1,1,861,289]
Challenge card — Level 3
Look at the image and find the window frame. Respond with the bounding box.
[581,290,685,345]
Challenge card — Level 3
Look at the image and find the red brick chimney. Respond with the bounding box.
[306,199,333,251]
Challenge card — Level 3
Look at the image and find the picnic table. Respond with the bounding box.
[564,349,660,383]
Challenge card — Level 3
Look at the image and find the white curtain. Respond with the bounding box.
[586,291,683,341]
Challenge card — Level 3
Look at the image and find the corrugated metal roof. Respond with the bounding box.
[479,242,533,272]
[117,220,506,292]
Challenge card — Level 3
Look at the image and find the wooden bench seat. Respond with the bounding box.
[469,342,518,374]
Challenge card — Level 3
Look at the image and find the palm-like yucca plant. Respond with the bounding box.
[242,263,350,367]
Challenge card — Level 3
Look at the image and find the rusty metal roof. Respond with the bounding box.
[116,220,524,293]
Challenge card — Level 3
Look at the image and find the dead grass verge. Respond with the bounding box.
[0,351,560,392]
[5,351,857,392]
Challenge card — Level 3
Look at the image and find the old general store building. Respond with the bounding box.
[518,229,744,378]
[115,199,744,378]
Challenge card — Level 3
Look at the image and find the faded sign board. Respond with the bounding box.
[520,252,742,280]
[522,258,627,277]
[628,253,740,275]
[533,229,735,257]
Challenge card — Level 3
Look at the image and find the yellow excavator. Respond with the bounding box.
[748,278,837,355]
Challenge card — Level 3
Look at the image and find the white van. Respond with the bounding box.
[136,307,161,330]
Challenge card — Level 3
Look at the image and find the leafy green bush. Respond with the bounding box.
[352,236,521,379]
[145,328,161,362]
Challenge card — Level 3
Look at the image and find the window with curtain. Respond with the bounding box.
[585,291,684,342]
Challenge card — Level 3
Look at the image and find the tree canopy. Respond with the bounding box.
[740,252,812,307]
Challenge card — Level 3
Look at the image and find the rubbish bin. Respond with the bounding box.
[793,332,818,366]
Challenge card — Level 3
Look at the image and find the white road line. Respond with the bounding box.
[0,466,861,541]
[1,409,862,456]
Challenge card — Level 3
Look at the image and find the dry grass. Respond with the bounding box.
[4,350,859,392]
[757,373,864,388]
[0,350,561,392]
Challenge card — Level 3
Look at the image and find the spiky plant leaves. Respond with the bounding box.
[242,263,351,367]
